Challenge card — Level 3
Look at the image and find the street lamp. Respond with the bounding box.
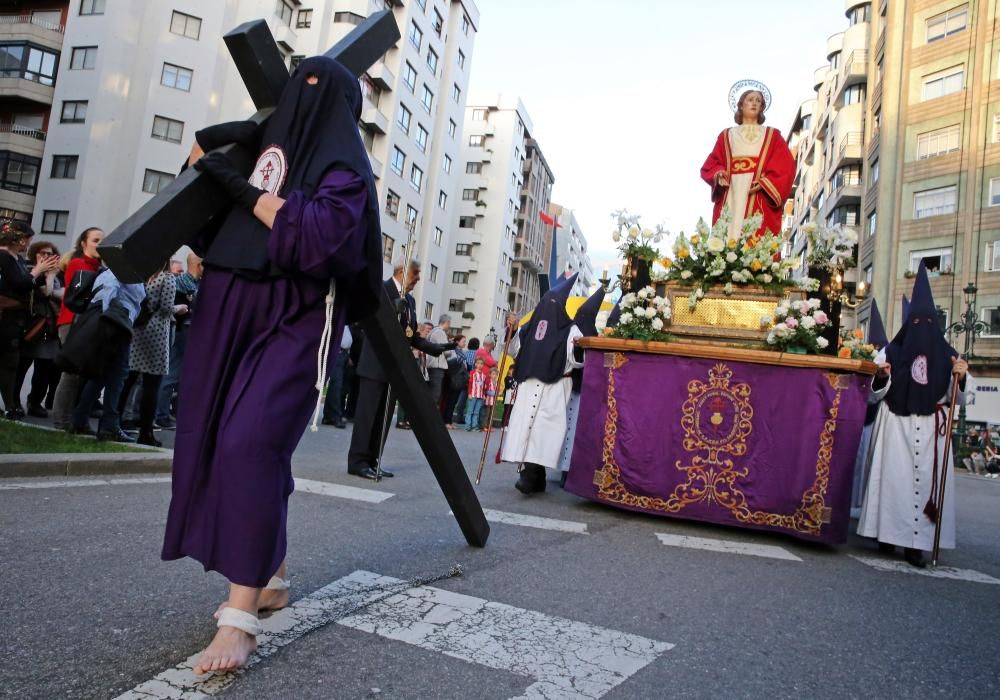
[945,282,988,438]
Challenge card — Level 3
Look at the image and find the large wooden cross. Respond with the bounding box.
[99,12,489,549]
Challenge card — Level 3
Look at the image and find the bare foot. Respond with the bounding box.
[213,587,289,620]
[192,625,257,675]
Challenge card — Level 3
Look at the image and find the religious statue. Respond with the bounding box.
[700,80,795,241]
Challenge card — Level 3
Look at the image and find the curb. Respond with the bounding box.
[0,451,173,479]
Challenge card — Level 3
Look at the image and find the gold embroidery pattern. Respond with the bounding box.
[730,156,759,174]
[595,360,843,537]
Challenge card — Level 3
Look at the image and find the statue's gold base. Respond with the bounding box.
[657,283,804,345]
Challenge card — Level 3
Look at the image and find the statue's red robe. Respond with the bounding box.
[700,126,795,237]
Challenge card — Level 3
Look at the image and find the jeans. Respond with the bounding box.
[156,326,188,420]
[120,371,163,433]
[322,348,349,422]
[51,325,80,429]
[72,341,130,434]
[465,397,483,430]
[427,367,445,409]
[454,389,468,424]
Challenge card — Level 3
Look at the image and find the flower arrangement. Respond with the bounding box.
[802,221,857,271]
[837,328,877,360]
[660,206,799,309]
[607,286,672,342]
[765,298,831,353]
[610,209,664,263]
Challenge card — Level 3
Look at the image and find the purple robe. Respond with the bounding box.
[161,170,369,587]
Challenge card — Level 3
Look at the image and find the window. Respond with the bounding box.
[409,21,423,50]
[433,9,444,36]
[981,307,1000,337]
[385,189,400,218]
[869,159,879,185]
[142,169,174,194]
[333,11,364,25]
[405,204,418,229]
[402,62,416,92]
[424,301,434,319]
[396,104,412,134]
[429,265,438,283]
[290,55,306,71]
[462,188,479,201]
[390,147,405,176]
[452,272,469,284]
[438,190,447,209]
[472,109,488,121]
[61,100,87,124]
[927,5,968,42]
[361,75,381,105]
[455,244,472,256]
[913,186,957,218]
[382,234,395,263]
[161,62,193,91]
[426,48,438,74]
[462,14,470,35]
[296,9,313,29]
[459,216,476,228]
[507,198,515,212]
[990,177,1000,206]
[458,50,466,69]
[409,164,423,192]
[833,165,861,189]
[867,210,877,238]
[433,227,443,246]
[0,44,59,85]
[448,119,457,137]
[415,124,429,152]
[922,66,964,100]
[0,151,40,194]
[449,299,466,312]
[41,210,68,235]
[993,115,1000,143]
[170,11,202,39]
[848,4,869,25]
[276,0,294,27]
[51,155,78,179]
[421,85,434,113]
[466,162,483,174]
[80,0,105,15]
[985,241,1000,271]
[864,265,873,287]
[452,83,462,103]
[916,124,960,159]
[469,135,484,147]
[70,46,97,70]
[443,154,452,173]
[843,84,865,106]
[151,115,184,144]
[909,247,953,275]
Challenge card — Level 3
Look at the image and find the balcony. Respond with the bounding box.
[367,61,395,91]
[0,75,53,106]
[481,148,493,163]
[0,13,64,51]
[836,132,863,166]
[368,153,383,180]
[360,105,388,134]
[0,125,45,158]
[826,178,862,213]
[840,50,868,90]
[813,65,831,91]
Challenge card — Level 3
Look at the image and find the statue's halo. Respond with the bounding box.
[728,80,772,112]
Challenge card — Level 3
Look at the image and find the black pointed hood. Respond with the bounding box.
[514,273,578,384]
[573,286,606,338]
[868,300,887,348]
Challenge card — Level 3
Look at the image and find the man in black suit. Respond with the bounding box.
[347,260,452,480]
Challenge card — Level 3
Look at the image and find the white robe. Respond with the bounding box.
[857,374,968,550]
[556,392,582,473]
[500,327,583,469]
[723,125,766,241]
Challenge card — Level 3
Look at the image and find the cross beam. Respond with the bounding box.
[98,10,399,283]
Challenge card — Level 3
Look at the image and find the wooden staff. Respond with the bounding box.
[931,374,962,567]
[475,320,516,484]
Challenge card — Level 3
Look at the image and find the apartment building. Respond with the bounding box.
[0,0,478,321]
[545,202,595,296]
[446,94,554,341]
[788,0,1000,369]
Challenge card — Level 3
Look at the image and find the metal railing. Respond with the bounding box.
[0,14,65,33]
[0,124,45,140]
[838,132,864,160]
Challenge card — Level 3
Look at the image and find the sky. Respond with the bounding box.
[465,0,848,278]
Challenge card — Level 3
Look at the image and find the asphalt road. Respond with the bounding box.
[2,420,998,699]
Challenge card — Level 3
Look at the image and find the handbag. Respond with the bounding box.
[23,317,48,343]
[63,269,101,314]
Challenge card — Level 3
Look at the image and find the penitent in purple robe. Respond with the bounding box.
[161,170,369,587]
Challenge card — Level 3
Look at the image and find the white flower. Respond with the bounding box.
[681,270,693,280]
[621,293,636,307]
[628,225,640,240]
[767,332,776,344]
[645,306,657,319]
[612,230,622,242]
[775,303,789,316]
[771,262,780,273]
[774,322,788,332]
[801,316,817,329]
[707,237,725,254]
[696,289,704,299]
[641,228,654,240]
[651,317,664,331]
[816,336,829,349]
[637,288,649,300]
[761,274,773,284]
[620,312,633,324]
[662,307,672,320]
[726,252,738,263]
[802,222,818,235]
[617,215,626,226]
[808,298,822,310]
[596,310,609,331]
[724,282,733,295]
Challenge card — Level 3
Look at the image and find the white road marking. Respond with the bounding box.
[482,508,589,534]
[655,533,803,562]
[294,478,393,503]
[850,555,1000,585]
[116,570,672,699]
[0,476,171,490]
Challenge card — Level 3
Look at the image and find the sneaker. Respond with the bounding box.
[97,428,137,443]
[154,417,176,430]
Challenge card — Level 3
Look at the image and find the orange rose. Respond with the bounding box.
[838,347,852,359]
[750,259,762,272]
[853,328,864,339]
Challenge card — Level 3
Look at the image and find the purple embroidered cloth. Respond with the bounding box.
[563,350,870,544]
